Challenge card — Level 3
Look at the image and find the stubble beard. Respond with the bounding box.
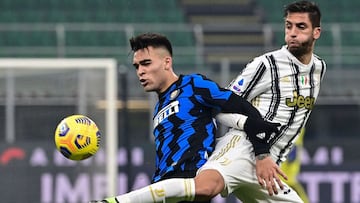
[288,38,314,59]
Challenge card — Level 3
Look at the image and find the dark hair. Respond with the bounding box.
[129,32,173,56]
[284,1,321,28]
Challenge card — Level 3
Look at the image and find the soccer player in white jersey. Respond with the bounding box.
[91,1,326,202]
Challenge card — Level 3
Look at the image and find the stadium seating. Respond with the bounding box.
[0,0,196,67]
[179,0,266,68]
[0,0,358,69]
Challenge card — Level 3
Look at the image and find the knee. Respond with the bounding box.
[194,170,225,199]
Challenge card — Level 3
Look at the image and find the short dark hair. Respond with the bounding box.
[284,1,321,28]
[129,32,173,56]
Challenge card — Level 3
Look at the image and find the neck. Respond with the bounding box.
[297,53,312,65]
[159,73,179,94]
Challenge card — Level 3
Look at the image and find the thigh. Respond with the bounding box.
[199,130,303,203]
[199,130,256,196]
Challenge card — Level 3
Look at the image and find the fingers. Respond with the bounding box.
[258,172,285,195]
[258,176,277,195]
[266,177,275,196]
[275,175,284,190]
[257,176,265,187]
[277,167,288,181]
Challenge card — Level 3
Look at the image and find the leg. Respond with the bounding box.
[193,169,225,201]
[90,178,196,203]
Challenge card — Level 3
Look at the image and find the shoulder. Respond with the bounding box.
[184,73,213,83]
[313,54,327,65]
[246,48,283,68]
[313,53,327,72]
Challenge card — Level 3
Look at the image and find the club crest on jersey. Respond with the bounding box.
[170,89,180,100]
[153,100,180,128]
[286,91,315,110]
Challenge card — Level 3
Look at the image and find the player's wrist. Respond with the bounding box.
[256,153,271,160]
[236,115,248,129]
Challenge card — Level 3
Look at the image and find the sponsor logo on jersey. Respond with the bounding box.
[286,91,315,110]
[153,100,180,128]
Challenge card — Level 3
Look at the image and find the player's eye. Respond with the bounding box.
[140,60,151,66]
[285,23,292,29]
[133,63,139,69]
[296,23,307,29]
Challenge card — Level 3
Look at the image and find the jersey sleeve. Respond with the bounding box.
[227,56,272,101]
[192,74,232,108]
[192,74,262,119]
[215,113,248,129]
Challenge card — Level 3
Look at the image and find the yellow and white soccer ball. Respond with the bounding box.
[54,115,101,161]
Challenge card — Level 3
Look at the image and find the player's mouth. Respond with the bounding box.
[288,40,300,46]
[139,79,148,86]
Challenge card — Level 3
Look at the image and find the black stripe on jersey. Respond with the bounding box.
[314,55,326,81]
[275,62,317,164]
[264,55,281,121]
[309,64,315,97]
[320,60,326,80]
[275,59,301,163]
[241,62,266,99]
[165,114,185,168]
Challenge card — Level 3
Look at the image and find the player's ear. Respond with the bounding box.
[164,56,172,70]
[313,27,321,40]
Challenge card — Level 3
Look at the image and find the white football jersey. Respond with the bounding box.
[228,46,326,163]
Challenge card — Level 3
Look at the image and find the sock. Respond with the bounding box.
[104,178,195,203]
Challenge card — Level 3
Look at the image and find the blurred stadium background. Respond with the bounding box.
[0,0,359,202]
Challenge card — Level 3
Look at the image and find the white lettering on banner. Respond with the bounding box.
[93,174,107,199]
[299,172,360,203]
[40,172,152,203]
[301,146,343,165]
[30,148,48,166]
[41,173,52,203]
[56,173,90,203]
[352,174,360,202]
[29,147,144,167]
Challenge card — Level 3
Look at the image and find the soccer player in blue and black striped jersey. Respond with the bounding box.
[90,33,280,203]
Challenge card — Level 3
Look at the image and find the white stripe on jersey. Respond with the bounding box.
[229,46,326,163]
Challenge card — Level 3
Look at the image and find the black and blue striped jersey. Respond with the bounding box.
[152,74,259,182]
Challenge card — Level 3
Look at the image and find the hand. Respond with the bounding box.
[255,154,288,196]
[244,118,281,155]
[244,118,281,143]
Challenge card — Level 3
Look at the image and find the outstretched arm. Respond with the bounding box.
[216,112,288,195]
[215,112,280,155]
